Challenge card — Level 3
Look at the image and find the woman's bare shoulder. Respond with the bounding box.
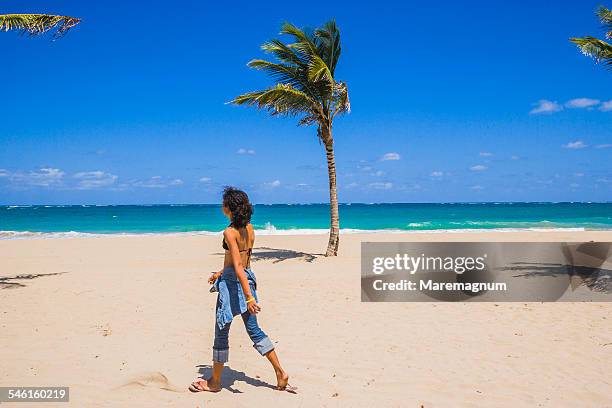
[247,223,255,241]
[223,226,239,240]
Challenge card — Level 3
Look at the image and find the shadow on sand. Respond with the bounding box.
[251,247,322,263]
[213,247,322,263]
[0,272,67,289]
[502,263,612,293]
[195,364,276,393]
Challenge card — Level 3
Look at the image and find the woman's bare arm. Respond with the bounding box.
[223,228,260,313]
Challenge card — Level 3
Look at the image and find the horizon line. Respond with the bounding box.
[2,201,611,207]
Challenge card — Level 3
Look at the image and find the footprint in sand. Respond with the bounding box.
[119,372,183,392]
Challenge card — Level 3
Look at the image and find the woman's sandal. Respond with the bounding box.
[188,378,221,393]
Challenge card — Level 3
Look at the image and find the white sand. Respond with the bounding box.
[1,231,611,407]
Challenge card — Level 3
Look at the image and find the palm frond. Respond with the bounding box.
[570,36,612,67]
[596,6,612,39]
[231,83,319,117]
[308,54,334,83]
[314,20,342,75]
[248,59,301,84]
[0,14,80,38]
[261,39,306,67]
[332,81,350,117]
[281,22,321,64]
[280,22,316,51]
[248,58,324,102]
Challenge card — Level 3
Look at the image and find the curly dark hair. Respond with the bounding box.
[222,186,253,228]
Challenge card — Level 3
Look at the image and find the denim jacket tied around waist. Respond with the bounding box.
[213,266,258,330]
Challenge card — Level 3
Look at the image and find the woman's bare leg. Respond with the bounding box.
[191,362,223,392]
[208,361,224,388]
[265,350,289,389]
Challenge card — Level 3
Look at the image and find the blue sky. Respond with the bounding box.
[0,0,610,204]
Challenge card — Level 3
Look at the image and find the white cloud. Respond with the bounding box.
[470,165,487,171]
[479,152,493,157]
[345,182,358,189]
[562,140,587,149]
[511,155,520,160]
[530,99,562,115]
[9,168,65,187]
[264,180,281,188]
[381,152,401,161]
[73,171,118,189]
[373,170,385,177]
[133,176,183,188]
[237,148,256,155]
[471,185,484,191]
[1,168,124,190]
[565,98,600,109]
[29,168,65,186]
[574,172,584,177]
[599,100,612,112]
[369,182,393,190]
[133,178,165,188]
[530,98,612,114]
[595,144,612,149]
[430,171,444,177]
[199,177,212,183]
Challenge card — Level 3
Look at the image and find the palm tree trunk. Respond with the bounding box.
[323,128,340,256]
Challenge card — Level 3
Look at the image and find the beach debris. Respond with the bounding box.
[93,323,112,336]
[90,323,113,337]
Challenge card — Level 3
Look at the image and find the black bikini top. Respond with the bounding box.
[222,225,253,264]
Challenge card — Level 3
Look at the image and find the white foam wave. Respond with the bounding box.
[0,226,594,240]
[0,230,226,240]
[0,230,100,240]
[407,222,432,227]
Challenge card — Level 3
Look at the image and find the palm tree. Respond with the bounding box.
[231,20,349,256]
[570,6,612,68]
[0,14,80,38]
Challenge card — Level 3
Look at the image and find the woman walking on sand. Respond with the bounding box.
[190,187,295,393]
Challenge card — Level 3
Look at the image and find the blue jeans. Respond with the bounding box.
[212,298,275,363]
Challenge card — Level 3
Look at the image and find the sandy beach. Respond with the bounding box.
[1,230,612,407]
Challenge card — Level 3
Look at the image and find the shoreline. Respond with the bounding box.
[1,227,610,240]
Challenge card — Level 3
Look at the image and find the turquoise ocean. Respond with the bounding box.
[1,202,611,239]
